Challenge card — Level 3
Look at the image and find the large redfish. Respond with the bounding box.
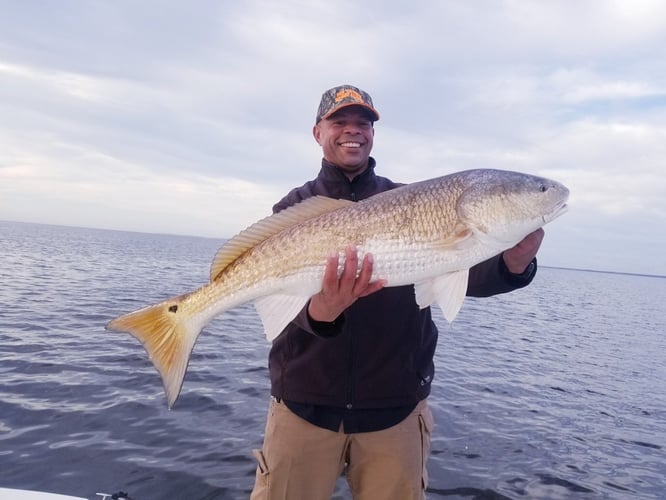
[107,169,569,408]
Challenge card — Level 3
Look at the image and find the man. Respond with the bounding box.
[250,85,544,499]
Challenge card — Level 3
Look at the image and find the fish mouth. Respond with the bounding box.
[542,201,568,224]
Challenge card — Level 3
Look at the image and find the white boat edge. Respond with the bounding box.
[0,488,87,500]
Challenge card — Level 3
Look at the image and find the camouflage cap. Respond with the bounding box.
[315,85,380,123]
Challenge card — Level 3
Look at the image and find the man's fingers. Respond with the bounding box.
[353,252,374,295]
[357,279,387,298]
[323,246,387,293]
[309,246,386,321]
[503,228,546,274]
[340,245,359,287]
[321,250,341,292]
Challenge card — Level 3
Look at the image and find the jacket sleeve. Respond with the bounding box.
[466,254,537,297]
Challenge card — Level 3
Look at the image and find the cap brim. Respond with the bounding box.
[320,103,380,122]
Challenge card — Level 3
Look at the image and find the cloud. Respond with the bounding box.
[1,0,665,274]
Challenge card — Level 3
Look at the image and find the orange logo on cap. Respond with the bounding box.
[335,88,364,103]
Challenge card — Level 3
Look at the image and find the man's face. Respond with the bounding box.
[313,106,375,178]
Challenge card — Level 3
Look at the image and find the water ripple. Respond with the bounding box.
[1,222,665,499]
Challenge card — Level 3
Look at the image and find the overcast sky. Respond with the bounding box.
[1,1,665,276]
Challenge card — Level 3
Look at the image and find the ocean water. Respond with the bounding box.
[1,220,664,500]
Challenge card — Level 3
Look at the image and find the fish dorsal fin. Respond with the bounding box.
[210,196,354,281]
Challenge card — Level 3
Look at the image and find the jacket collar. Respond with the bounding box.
[319,157,377,185]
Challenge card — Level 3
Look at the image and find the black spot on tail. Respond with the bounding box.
[168,305,178,313]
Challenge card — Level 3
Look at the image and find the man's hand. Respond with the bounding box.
[308,245,386,322]
[502,228,545,274]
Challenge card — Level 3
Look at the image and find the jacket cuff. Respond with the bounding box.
[307,311,346,338]
[500,257,537,288]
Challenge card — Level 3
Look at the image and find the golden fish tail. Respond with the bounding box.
[106,294,202,409]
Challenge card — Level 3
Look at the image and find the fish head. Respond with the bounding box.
[457,169,569,246]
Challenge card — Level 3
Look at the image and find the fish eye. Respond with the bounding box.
[539,184,548,193]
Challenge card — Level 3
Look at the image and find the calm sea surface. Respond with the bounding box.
[1,220,664,500]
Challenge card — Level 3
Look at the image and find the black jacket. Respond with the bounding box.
[268,158,535,410]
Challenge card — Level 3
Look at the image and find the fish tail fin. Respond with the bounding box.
[106,295,203,409]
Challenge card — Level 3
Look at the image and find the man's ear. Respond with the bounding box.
[313,124,322,145]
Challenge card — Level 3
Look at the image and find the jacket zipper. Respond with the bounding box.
[346,321,355,409]
[345,176,359,407]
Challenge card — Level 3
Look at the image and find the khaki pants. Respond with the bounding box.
[250,398,433,500]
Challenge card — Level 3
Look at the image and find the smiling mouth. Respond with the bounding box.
[339,142,362,148]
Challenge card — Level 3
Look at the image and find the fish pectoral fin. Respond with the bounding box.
[414,269,469,323]
[437,224,475,250]
[414,280,436,309]
[105,294,205,409]
[254,294,311,341]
